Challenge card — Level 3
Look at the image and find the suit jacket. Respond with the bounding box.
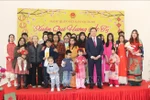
[86,37,104,59]
[40,46,58,66]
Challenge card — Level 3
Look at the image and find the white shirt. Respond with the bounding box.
[92,37,97,46]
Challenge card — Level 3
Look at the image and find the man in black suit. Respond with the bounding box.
[86,27,104,89]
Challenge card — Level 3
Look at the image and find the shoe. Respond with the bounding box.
[32,86,36,88]
[14,81,18,87]
[89,85,94,89]
[98,85,103,89]
[109,84,113,87]
[82,86,86,89]
[7,82,12,88]
[16,86,21,90]
[57,88,60,92]
[38,85,41,88]
[43,85,48,88]
[115,85,119,87]
[66,86,72,89]
[62,87,66,90]
[23,86,28,89]
[51,88,54,92]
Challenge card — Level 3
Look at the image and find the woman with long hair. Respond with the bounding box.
[68,37,79,87]
[116,35,128,85]
[104,33,114,83]
[127,29,143,86]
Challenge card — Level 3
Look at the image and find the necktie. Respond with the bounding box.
[93,37,96,47]
[49,66,53,67]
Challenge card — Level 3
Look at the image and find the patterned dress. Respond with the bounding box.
[128,41,143,86]
[6,42,16,73]
[75,56,87,88]
[109,54,120,82]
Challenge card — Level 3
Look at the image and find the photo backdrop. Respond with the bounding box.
[17,8,124,40]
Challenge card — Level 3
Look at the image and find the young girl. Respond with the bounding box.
[6,34,17,87]
[116,35,128,85]
[104,33,115,83]
[75,48,87,89]
[68,37,79,87]
[109,47,120,87]
[15,45,29,90]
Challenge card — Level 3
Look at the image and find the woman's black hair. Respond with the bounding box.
[106,33,114,47]
[48,32,54,36]
[69,37,77,49]
[53,34,60,42]
[71,33,77,39]
[97,34,105,45]
[66,32,72,37]
[117,35,126,44]
[8,34,15,42]
[88,33,91,38]
[63,34,69,38]
[17,37,26,47]
[56,31,62,35]
[129,29,139,43]
[78,32,86,47]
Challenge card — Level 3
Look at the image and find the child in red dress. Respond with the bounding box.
[75,48,87,89]
[6,34,17,87]
[15,45,29,90]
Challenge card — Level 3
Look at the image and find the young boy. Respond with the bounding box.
[41,39,58,88]
[47,57,60,92]
[61,50,74,90]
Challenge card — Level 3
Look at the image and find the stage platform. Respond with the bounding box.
[1,81,150,100]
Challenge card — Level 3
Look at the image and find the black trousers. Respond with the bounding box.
[17,74,26,86]
[43,67,49,86]
[26,68,32,85]
[31,63,42,86]
[88,58,102,86]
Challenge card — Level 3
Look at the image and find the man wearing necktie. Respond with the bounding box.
[86,27,104,89]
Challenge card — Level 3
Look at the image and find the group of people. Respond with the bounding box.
[5,27,144,92]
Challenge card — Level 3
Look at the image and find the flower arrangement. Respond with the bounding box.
[0,66,6,90]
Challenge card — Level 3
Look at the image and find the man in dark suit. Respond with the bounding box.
[86,27,104,89]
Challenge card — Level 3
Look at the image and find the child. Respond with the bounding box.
[75,48,87,89]
[109,47,120,87]
[125,42,142,56]
[47,57,60,92]
[15,45,29,90]
[61,50,74,90]
[6,34,17,87]
[41,39,58,88]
